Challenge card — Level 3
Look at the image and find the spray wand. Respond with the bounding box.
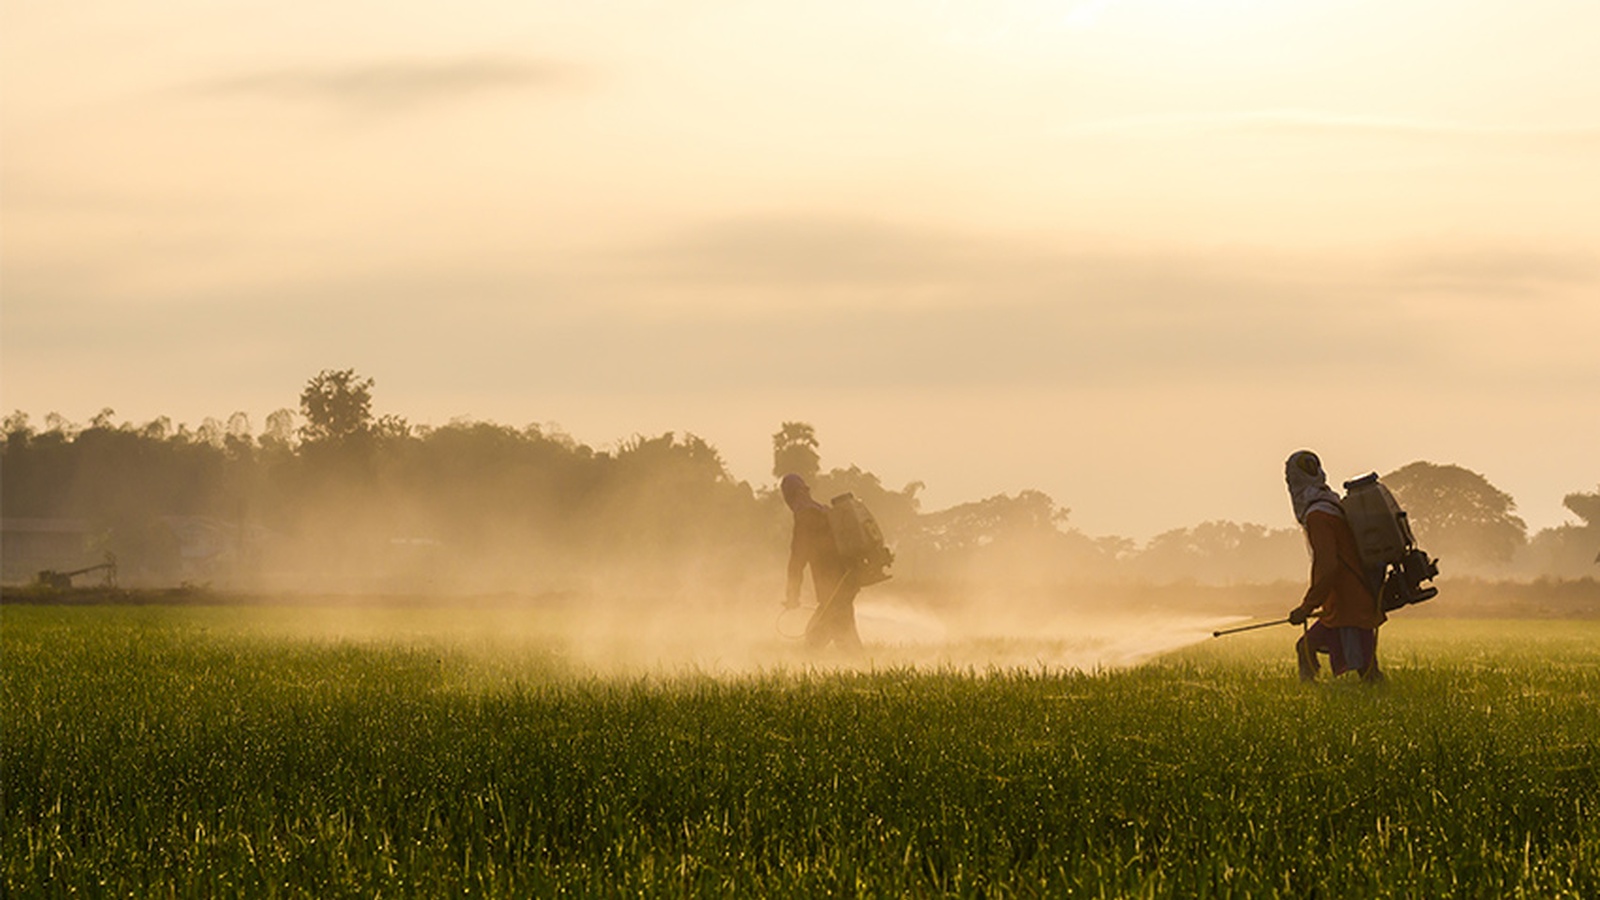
[1211,617,1293,638]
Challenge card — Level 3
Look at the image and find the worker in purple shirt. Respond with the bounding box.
[781,473,861,652]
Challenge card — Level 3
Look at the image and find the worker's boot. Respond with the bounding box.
[1360,657,1385,685]
[1295,635,1318,682]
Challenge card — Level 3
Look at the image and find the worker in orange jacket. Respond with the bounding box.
[1285,450,1385,683]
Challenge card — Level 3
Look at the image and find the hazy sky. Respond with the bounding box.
[4,0,1597,540]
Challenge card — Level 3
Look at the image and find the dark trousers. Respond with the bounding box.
[805,571,862,651]
[1297,623,1381,682]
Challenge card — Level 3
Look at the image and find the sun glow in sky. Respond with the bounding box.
[3,0,1597,539]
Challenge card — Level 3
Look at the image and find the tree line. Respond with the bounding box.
[2,369,1595,592]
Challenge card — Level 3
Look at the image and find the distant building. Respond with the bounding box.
[157,515,280,581]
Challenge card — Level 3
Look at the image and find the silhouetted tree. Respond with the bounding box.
[28,368,1595,592]
[772,422,820,483]
[1383,461,1526,567]
[298,369,374,446]
[224,412,254,456]
[374,414,411,444]
[260,409,298,453]
[44,412,77,439]
[402,420,572,540]
[1131,521,1305,584]
[1565,486,1600,532]
[1523,485,1600,575]
[916,490,1063,552]
[573,431,766,591]
[811,464,922,544]
[3,411,33,445]
[903,490,1113,585]
[196,417,226,448]
[1564,484,1600,564]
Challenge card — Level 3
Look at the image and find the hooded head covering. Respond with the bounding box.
[1285,450,1343,524]
[780,473,814,512]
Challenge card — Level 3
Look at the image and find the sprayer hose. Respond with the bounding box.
[775,605,813,641]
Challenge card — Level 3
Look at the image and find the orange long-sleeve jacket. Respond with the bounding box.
[1296,508,1386,630]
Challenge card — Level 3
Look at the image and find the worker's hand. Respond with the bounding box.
[1288,606,1309,626]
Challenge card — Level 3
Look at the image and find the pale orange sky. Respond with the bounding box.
[3,0,1597,539]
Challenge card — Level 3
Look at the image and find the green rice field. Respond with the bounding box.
[4,602,1598,897]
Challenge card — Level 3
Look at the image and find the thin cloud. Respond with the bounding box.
[623,215,1002,289]
[8,219,1592,402]
[1385,246,1600,297]
[1059,109,1600,146]
[591,213,1597,387]
[192,56,581,112]
[616,213,1342,311]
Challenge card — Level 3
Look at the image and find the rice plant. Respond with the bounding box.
[4,605,1597,897]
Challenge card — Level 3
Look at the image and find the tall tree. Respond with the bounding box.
[1132,521,1305,584]
[1383,461,1527,566]
[913,490,1068,555]
[1564,485,1600,565]
[3,411,33,444]
[1564,486,1600,530]
[812,464,922,541]
[903,490,1113,585]
[298,369,374,446]
[261,409,298,453]
[771,421,820,483]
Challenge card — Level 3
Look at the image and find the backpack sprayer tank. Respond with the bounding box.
[828,493,894,587]
[1341,473,1440,611]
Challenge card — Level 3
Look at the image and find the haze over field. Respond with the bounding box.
[4,0,1597,539]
